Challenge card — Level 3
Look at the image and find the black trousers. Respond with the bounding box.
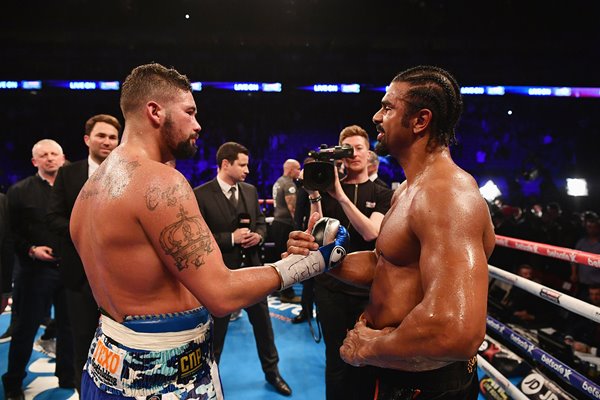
[315,283,372,400]
[2,265,74,391]
[270,220,295,257]
[65,281,100,392]
[371,359,480,400]
[211,297,279,375]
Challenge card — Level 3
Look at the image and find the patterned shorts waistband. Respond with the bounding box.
[120,307,210,333]
[86,322,218,398]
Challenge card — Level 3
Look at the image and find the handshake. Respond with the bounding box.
[269,216,349,290]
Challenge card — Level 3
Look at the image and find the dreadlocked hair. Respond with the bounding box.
[392,65,463,147]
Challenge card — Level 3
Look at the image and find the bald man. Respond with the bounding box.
[3,139,75,399]
[271,159,302,302]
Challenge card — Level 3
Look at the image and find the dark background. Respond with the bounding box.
[1,0,599,213]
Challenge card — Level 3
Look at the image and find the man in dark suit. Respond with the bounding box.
[193,141,292,396]
[46,114,121,392]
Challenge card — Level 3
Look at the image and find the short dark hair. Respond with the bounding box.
[216,142,249,169]
[392,65,463,147]
[84,114,122,136]
[120,63,192,117]
[339,125,369,148]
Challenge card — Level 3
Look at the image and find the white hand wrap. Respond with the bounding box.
[270,252,327,290]
[270,217,349,290]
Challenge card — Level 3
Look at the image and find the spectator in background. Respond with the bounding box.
[502,264,551,328]
[46,114,121,392]
[271,158,302,303]
[564,284,600,355]
[570,213,600,301]
[2,139,75,400]
[367,150,389,188]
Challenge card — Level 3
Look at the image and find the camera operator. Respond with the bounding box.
[305,125,393,400]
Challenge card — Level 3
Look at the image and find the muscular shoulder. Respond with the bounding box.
[412,169,489,231]
[139,164,194,212]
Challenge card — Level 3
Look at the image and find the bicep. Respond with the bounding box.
[415,193,489,310]
[139,181,229,301]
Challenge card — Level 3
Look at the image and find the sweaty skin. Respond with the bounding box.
[336,159,495,371]
[71,89,281,322]
[287,79,495,372]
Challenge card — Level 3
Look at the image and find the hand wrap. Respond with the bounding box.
[270,217,349,290]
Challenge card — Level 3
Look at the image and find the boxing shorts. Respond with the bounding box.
[82,307,223,400]
[371,356,479,400]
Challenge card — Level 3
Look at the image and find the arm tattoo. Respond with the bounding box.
[159,205,213,271]
[145,177,192,211]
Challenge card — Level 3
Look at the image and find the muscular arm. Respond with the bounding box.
[141,170,280,317]
[342,181,491,370]
[328,250,377,288]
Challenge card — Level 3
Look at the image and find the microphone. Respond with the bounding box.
[238,213,251,228]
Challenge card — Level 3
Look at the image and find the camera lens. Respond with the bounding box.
[304,161,335,191]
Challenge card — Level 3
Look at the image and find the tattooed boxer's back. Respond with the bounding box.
[71,145,205,321]
[70,63,283,324]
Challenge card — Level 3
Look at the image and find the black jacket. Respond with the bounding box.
[193,179,266,268]
[46,159,89,289]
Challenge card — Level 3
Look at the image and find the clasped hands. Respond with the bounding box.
[284,212,394,367]
[233,228,261,248]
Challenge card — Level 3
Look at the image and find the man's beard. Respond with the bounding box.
[162,117,198,160]
[173,139,197,159]
[374,140,388,156]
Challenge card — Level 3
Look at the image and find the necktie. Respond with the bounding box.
[229,186,238,208]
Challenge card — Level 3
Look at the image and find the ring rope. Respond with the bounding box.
[477,355,530,400]
[495,234,600,267]
[488,264,600,323]
[487,316,600,399]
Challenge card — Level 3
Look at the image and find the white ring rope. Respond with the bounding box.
[485,235,600,398]
[477,355,530,400]
[488,264,600,323]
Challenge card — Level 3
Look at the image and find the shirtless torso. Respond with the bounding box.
[367,159,495,331]
[326,151,495,372]
[71,147,204,321]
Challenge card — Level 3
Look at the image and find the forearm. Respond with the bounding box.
[361,306,481,368]
[308,191,323,217]
[328,250,376,288]
[212,265,281,315]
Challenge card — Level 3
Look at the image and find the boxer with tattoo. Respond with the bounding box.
[70,63,349,399]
